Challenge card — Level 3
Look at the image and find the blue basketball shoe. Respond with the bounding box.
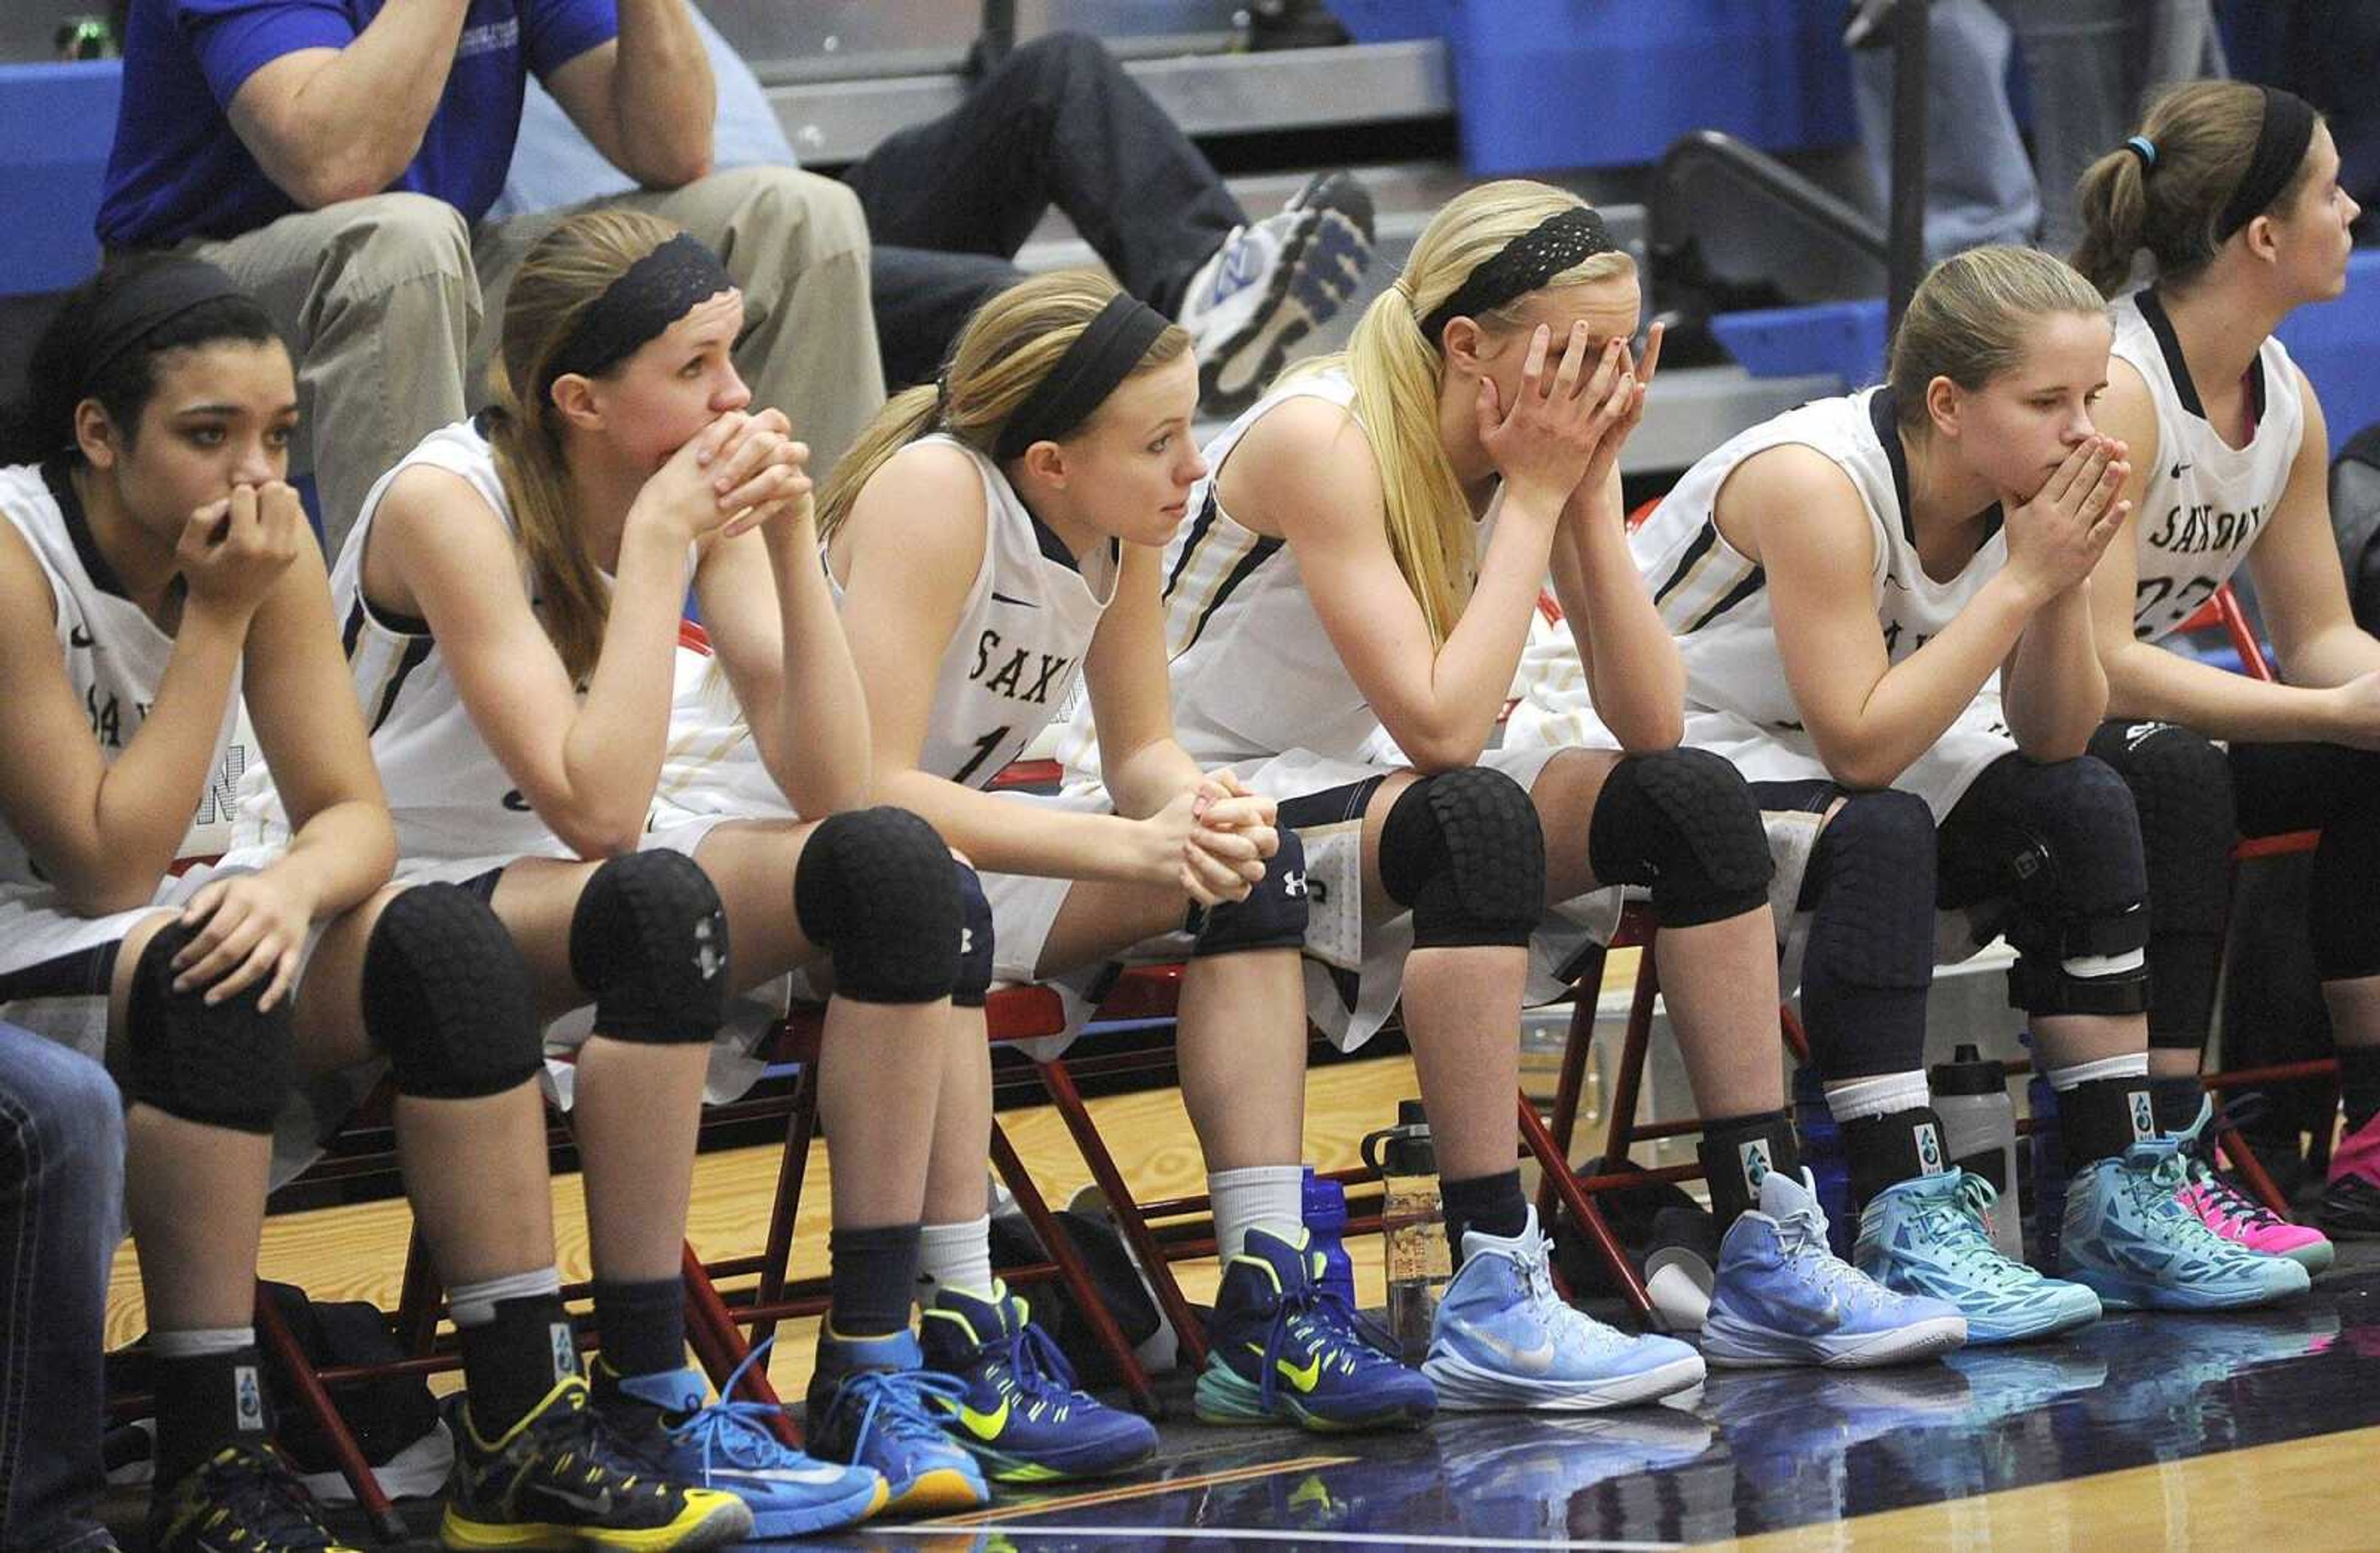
[596,1342,888,1539]
[805,1329,990,1515]
[2058,1137,2312,1311]
[917,1282,1158,1482]
[1703,1167,1967,1368]
[1854,1171,2102,1344]
[1195,1226,1437,1432]
[1422,1207,1704,1410]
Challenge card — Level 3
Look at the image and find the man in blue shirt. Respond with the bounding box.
[97,0,879,557]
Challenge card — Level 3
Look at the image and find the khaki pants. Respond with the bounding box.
[185,167,881,560]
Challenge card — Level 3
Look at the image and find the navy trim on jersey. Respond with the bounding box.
[42,457,133,603]
[1176,532,1282,658]
[1870,388,2003,553]
[1685,564,1768,634]
[1651,519,1720,607]
[366,633,435,735]
[2137,286,2265,426]
[1164,488,1219,601]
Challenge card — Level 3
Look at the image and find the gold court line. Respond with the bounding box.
[921,1454,1364,1526]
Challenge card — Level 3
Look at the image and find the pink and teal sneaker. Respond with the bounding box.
[2172,1098,2334,1274]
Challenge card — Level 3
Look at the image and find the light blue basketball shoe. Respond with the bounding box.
[1422,1207,1704,1410]
[2058,1136,2312,1311]
[1854,1171,2102,1344]
[600,1341,889,1539]
[1703,1167,1968,1368]
[805,1329,991,1516]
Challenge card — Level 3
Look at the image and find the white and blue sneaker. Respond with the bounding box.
[2058,1137,2312,1311]
[1421,1207,1705,1410]
[1854,1171,2102,1344]
[806,1329,992,1516]
[1703,1168,1968,1368]
[600,1343,889,1538]
[1177,170,1376,415]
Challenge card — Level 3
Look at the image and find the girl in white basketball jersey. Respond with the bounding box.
[247,213,958,1529]
[1134,179,1971,1380]
[2070,83,2380,1247]
[0,260,752,1553]
[804,270,1444,1438]
[1623,242,2304,1318]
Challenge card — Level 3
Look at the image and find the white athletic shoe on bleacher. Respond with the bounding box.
[1177,170,1376,417]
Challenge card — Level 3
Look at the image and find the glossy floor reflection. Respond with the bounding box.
[245,1256,2380,1551]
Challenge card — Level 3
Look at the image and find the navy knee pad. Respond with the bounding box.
[569,851,731,1044]
[1587,747,1773,928]
[123,922,293,1135]
[1974,759,2151,1018]
[363,884,542,1099]
[1189,825,1310,957]
[952,862,995,1009]
[1377,768,1545,950]
[1798,790,1937,1080]
[794,807,963,1005]
[2087,720,2233,1049]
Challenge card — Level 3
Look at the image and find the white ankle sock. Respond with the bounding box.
[915,1215,995,1305]
[2047,1052,2149,1091]
[1824,1070,1931,1123]
[151,1326,253,1360]
[449,1266,562,1328]
[1209,1164,1306,1262]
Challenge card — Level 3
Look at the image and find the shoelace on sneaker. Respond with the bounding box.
[1912,1174,2038,1290]
[2125,1146,2255,1255]
[668,1337,804,1477]
[2175,1101,2294,1231]
[1511,1236,1629,1354]
[1255,1272,1401,1412]
[985,1314,1089,1422]
[838,1368,971,1461]
[1774,1198,1902,1315]
[184,1445,337,1551]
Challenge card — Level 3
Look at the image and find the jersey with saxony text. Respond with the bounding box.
[2112,288,2305,643]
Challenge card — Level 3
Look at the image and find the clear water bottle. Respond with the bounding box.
[1301,1166,1356,1308]
[1791,1063,1854,1257]
[1931,1043,2024,1263]
[1360,1099,1447,1365]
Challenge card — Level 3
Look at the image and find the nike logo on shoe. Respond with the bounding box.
[957,1399,1010,1439]
[1463,1326,1559,1374]
[546,1485,615,1515]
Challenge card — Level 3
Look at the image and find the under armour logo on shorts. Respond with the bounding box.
[1282,871,1308,897]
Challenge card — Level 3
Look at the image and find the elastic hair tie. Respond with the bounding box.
[2124,135,2158,172]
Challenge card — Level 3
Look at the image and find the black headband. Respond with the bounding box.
[1417,206,1618,348]
[2218,86,2319,241]
[86,259,248,381]
[543,233,737,400]
[994,293,1170,461]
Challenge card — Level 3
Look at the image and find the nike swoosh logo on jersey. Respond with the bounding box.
[502,789,534,812]
[69,625,94,648]
[990,590,1038,608]
[2171,461,2192,478]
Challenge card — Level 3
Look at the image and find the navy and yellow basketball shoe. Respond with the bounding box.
[149,1441,360,1553]
[1194,1226,1436,1432]
[439,1373,752,1549]
[916,1282,1158,1482]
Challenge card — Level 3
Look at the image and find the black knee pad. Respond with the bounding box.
[363,884,542,1099]
[1188,825,1310,956]
[794,807,963,1005]
[123,922,293,1135]
[569,851,731,1044]
[2087,719,2234,938]
[1587,747,1773,928]
[1798,790,1937,1080]
[1378,768,1545,950]
[1972,759,2153,1018]
[952,862,995,1009]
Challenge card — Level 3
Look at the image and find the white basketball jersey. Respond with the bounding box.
[240,420,576,864]
[1637,387,2014,812]
[1129,372,1391,770]
[830,434,1117,789]
[0,460,247,889]
[2112,289,2305,643]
